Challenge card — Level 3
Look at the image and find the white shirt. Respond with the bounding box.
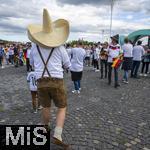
[108,44,121,62]
[133,45,145,61]
[6,52,9,59]
[70,47,86,72]
[9,48,14,55]
[93,48,100,60]
[122,43,133,57]
[27,48,31,58]
[30,43,71,79]
[85,49,91,57]
[66,48,72,60]
[27,72,37,91]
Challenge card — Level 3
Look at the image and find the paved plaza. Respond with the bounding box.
[0,66,150,150]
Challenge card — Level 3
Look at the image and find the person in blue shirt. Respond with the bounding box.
[0,45,4,68]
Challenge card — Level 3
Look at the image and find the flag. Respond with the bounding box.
[112,54,123,69]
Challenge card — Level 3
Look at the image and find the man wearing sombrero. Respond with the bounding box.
[27,9,71,149]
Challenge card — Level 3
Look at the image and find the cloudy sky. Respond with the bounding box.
[0,0,150,42]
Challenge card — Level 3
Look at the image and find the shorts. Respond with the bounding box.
[37,77,67,108]
[85,57,90,60]
[71,71,83,81]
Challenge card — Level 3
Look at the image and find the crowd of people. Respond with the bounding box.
[65,37,150,90]
[1,38,149,85]
[0,43,33,71]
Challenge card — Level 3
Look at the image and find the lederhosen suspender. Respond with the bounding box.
[36,45,54,78]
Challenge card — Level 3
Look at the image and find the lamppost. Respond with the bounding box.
[102,29,104,42]
[110,0,114,38]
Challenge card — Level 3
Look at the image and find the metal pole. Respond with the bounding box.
[102,29,104,42]
[110,0,114,39]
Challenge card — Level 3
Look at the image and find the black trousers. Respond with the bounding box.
[100,59,107,78]
[26,58,32,71]
[93,59,99,69]
[0,56,2,66]
[141,62,149,74]
[108,62,119,85]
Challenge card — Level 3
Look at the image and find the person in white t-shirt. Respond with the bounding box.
[66,43,72,60]
[6,50,9,65]
[100,42,108,78]
[27,71,39,113]
[26,44,32,72]
[8,45,14,64]
[93,44,100,72]
[85,46,91,66]
[70,41,86,94]
[131,40,145,78]
[122,38,133,83]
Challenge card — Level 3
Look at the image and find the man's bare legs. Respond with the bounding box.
[42,107,50,125]
[54,107,66,141]
[42,107,66,141]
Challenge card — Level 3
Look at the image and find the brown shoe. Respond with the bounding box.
[52,137,71,150]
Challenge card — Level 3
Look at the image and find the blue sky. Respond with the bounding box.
[0,0,149,42]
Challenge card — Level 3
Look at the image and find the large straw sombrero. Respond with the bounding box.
[27,9,69,48]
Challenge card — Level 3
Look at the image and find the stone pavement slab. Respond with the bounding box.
[0,66,150,150]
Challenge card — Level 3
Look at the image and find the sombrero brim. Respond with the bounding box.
[27,19,69,48]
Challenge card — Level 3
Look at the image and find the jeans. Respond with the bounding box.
[123,70,128,81]
[9,55,14,64]
[6,58,9,65]
[74,80,80,90]
[141,62,149,74]
[131,61,141,77]
[108,62,119,85]
[100,59,107,78]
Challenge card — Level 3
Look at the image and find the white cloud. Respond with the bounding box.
[126,15,133,19]
[0,0,149,42]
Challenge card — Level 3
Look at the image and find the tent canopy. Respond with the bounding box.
[128,29,150,44]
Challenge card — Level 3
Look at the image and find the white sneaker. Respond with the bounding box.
[72,90,80,94]
[123,80,129,84]
[95,69,100,72]
[1,66,4,69]
[77,90,80,94]
[79,88,81,91]
[38,106,43,110]
[139,73,143,76]
[144,74,148,77]
[72,90,77,93]
[33,109,38,114]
